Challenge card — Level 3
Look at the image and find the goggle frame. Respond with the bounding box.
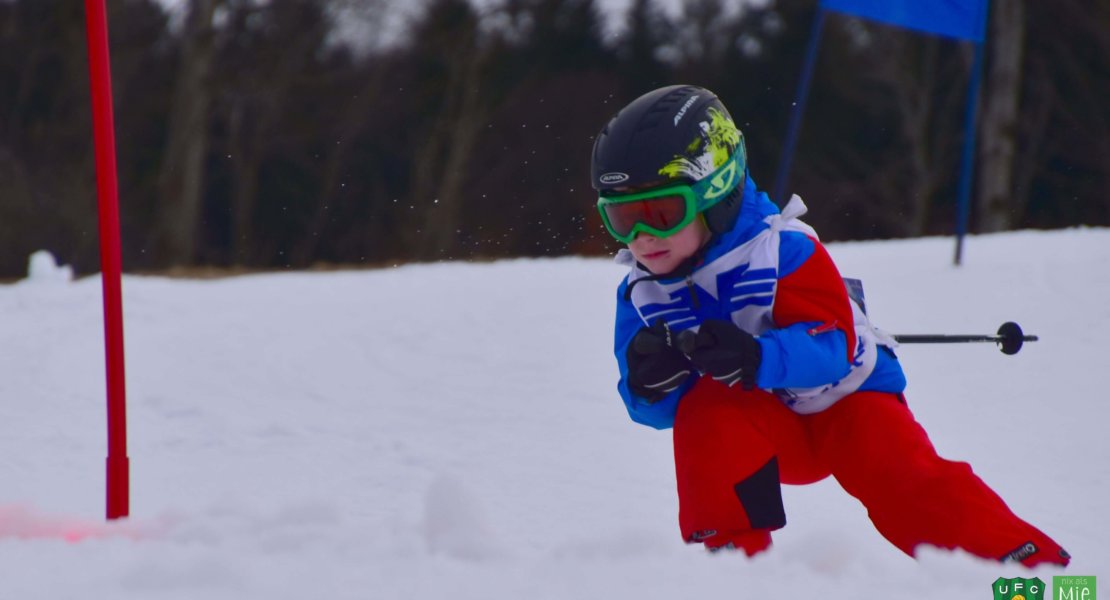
[596,151,743,244]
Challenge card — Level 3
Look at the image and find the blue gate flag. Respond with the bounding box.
[819,0,988,41]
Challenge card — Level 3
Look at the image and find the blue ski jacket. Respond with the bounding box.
[612,176,907,429]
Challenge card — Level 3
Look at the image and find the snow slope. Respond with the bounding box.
[1,228,1106,599]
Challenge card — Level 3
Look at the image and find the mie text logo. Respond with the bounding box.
[1054,576,1096,600]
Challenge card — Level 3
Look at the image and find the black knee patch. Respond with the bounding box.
[733,457,786,530]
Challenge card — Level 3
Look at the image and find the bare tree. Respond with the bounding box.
[402,0,490,260]
[155,0,222,266]
[976,0,1025,232]
[411,43,488,259]
[289,0,392,265]
[823,19,966,237]
[220,0,332,265]
[873,30,945,236]
[1015,0,1110,226]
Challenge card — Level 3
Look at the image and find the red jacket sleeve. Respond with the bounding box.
[772,238,856,363]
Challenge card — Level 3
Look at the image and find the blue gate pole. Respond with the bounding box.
[773,7,827,205]
[953,39,986,266]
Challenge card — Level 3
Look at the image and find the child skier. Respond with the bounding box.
[591,85,1069,567]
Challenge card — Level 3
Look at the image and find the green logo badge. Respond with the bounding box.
[994,577,1046,600]
[1053,576,1097,600]
[704,159,737,200]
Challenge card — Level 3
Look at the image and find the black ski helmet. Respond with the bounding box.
[591,85,747,235]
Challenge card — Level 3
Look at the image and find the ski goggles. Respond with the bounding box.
[597,151,744,244]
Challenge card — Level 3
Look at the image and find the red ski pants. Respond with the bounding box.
[672,378,1069,566]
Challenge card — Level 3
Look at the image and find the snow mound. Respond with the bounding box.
[25,250,73,284]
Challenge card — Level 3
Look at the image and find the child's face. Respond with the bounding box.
[628,218,712,275]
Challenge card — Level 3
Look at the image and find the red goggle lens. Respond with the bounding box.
[602,195,688,238]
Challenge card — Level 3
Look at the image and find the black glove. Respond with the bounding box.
[626,319,693,403]
[679,319,762,390]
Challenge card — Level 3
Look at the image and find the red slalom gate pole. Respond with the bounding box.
[83,0,129,520]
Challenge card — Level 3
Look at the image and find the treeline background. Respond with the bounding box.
[1,0,1106,278]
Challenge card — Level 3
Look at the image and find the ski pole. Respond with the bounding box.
[893,321,1036,355]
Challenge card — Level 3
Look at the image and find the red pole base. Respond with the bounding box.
[107,455,130,519]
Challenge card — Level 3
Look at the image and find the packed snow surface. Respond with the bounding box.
[1,229,1106,598]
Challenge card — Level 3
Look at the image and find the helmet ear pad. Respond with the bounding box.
[702,185,743,235]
